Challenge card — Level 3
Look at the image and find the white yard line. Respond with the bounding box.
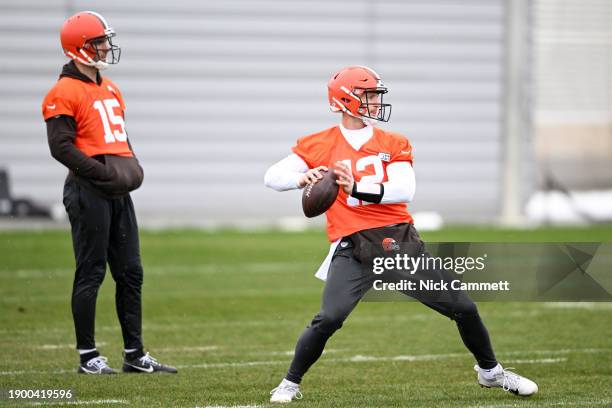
[185,360,286,369]
[499,348,607,356]
[7,262,314,280]
[503,357,567,364]
[0,314,435,335]
[148,346,344,357]
[1,348,607,376]
[36,342,107,350]
[342,352,465,363]
[178,348,601,369]
[154,345,219,352]
[543,302,612,310]
[202,405,261,408]
[0,320,290,335]
[248,348,345,357]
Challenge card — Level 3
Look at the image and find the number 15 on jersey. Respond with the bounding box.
[93,99,127,143]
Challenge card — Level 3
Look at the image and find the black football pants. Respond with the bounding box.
[63,178,144,351]
[285,230,497,384]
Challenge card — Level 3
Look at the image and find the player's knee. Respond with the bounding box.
[110,258,143,287]
[75,260,106,287]
[311,312,345,334]
[452,300,479,321]
[72,270,105,301]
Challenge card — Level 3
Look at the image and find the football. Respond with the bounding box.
[302,169,339,218]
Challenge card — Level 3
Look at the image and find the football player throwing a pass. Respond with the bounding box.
[264,66,537,402]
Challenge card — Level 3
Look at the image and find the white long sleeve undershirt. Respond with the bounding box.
[264,154,415,204]
[263,125,416,203]
[380,161,416,203]
[263,153,308,191]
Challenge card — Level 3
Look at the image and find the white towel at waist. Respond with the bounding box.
[314,238,341,281]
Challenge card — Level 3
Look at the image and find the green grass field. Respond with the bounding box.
[1,226,612,407]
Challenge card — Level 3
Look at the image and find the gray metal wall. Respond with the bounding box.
[533,0,612,190]
[535,0,611,119]
[0,0,515,226]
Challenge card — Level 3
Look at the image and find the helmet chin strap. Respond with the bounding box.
[94,61,109,70]
[74,49,109,70]
[362,117,380,127]
[330,97,381,126]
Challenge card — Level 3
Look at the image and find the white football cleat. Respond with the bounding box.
[475,364,538,396]
[270,378,303,403]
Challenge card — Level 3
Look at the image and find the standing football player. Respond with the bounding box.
[264,66,537,402]
[42,11,176,374]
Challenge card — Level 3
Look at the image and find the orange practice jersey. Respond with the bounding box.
[292,126,414,242]
[42,77,133,157]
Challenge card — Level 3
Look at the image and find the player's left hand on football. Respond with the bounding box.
[333,161,354,194]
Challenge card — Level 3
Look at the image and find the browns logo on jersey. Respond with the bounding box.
[292,126,414,242]
[42,76,133,158]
